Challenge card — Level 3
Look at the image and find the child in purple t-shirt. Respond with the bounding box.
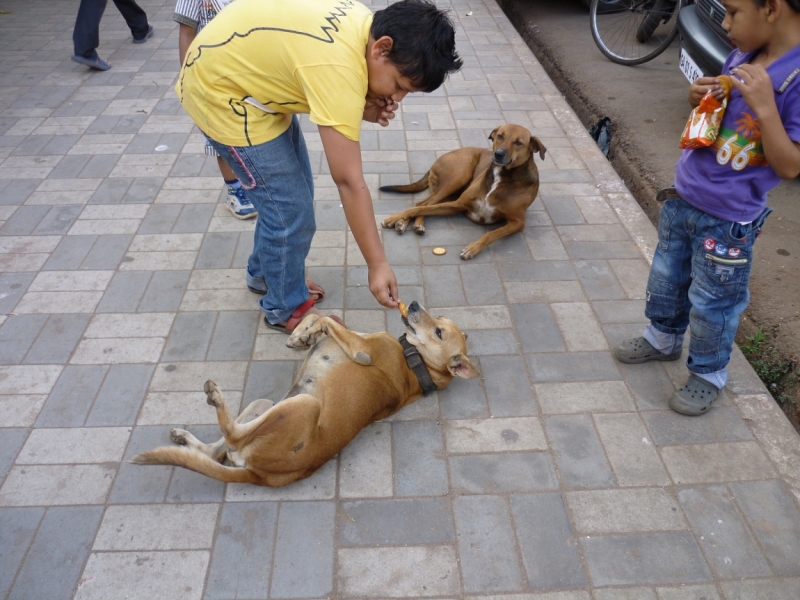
[614,0,800,416]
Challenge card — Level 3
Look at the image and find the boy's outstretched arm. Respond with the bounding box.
[732,64,800,179]
[178,23,196,64]
[319,125,399,308]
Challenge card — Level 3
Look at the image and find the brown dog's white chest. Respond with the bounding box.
[466,166,502,224]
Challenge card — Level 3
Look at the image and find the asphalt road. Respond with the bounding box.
[498,0,800,367]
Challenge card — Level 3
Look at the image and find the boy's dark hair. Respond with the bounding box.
[371,0,462,93]
[752,0,800,12]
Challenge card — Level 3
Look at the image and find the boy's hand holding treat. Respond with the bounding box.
[681,75,734,149]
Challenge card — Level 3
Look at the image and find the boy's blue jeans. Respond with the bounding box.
[206,116,315,325]
[643,197,771,389]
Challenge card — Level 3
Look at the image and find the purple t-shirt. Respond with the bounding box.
[675,44,800,222]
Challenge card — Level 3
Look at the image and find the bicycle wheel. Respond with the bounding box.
[590,0,681,66]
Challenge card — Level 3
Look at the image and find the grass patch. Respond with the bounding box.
[740,327,799,406]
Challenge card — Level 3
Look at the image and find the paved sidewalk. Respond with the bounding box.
[2,0,800,599]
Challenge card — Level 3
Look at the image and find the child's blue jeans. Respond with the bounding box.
[205,116,315,325]
[643,196,771,389]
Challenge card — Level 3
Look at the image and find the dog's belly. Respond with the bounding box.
[283,337,347,400]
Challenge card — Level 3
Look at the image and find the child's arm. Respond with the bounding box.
[318,126,399,308]
[178,23,197,64]
[731,64,800,179]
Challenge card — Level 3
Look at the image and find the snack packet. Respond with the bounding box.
[680,75,733,149]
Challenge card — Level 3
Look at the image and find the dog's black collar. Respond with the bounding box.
[398,334,437,395]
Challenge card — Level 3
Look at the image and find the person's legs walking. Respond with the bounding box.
[112,0,150,40]
[73,0,108,60]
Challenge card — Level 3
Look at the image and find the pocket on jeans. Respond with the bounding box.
[700,252,748,290]
[657,199,678,250]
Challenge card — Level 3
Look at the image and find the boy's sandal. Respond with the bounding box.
[248,279,325,304]
[71,55,111,71]
[264,298,346,334]
[668,374,720,416]
[614,337,682,364]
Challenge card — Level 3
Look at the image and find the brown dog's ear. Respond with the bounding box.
[529,136,547,161]
[448,354,480,379]
[489,127,499,141]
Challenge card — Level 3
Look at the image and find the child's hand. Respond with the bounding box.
[363,96,398,127]
[368,261,399,308]
[730,64,777,120]
[689,76,726,107]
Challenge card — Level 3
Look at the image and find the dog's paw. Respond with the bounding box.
[394,219,409,234]
[204,379,221,407]
[413,222,425,235]
[287,318,326,349]
[381,217,396,229]
[460,247,476,260]
[170,428,189,445]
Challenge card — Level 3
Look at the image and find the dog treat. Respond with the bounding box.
[433,247,446,255]
[680,75,733,149]
[398,301,408,318]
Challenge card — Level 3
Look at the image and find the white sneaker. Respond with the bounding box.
[225,186,257,220]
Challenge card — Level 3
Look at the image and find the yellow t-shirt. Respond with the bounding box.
[177,0,373,146]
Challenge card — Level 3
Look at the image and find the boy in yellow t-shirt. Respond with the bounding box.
[177,0,461,333]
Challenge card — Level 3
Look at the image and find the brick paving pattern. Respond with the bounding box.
[2,0,800,599]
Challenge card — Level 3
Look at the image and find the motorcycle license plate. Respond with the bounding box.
[679,47,703,83]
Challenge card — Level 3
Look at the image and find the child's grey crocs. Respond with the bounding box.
[614,337,682,364]
[668,374,720,416]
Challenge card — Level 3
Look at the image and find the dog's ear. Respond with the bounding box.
[448,353,480,379]
[529,136,547,161]
[489,127,499,141]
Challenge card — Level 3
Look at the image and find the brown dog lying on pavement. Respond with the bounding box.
[381,123,547,259]
[131,302,479,487]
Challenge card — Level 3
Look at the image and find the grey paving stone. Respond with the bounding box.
[438,364,489,419]
[461,263,506,305]
[82,234,133,269]
[96,270,152,313]
[139,204,182,233]
[0,205,49,235]
[33,205,83,235]
[464,328,520,355]
[392,421,449,497]
[109,425,173,504]
[35,365,108,427]
[270,501,335,599]
[527,351,621,382]
[564,240,643,260]
[616,360,677,411]
[581,533,712,586]
[499,259,577,282]
[138,270,190,312]
[207,310,259,361]
[480,355,537,416]
[80,154,120,178]
[730,480,800,576]
[661,441,777,484]
[196,232,239,268]
[24,314,91,364]
[0,507,44,599]
[170,153,206,177]
[8,505,103,600]
[163,311,215,361]
[594,589,657,600]
[450,452,558,493]
[545,414,616,488]
[510,492,588,589]
[543,195,586,225]
[124,177,163,203]
[643,407,753,445]
[0,314,47,364]
[0,429,28,485]
[173,203,214,233]
[49,155,91,179]
[594,412,671,486]
[90,177,131,204]
[0,273,34,314]
[205,502,277,600]
[511,302,565,353]
[86,363,155,426]
[338,497,454,546]
[678,485,772,579]
[721,578,800,600]
[0,179,39,206]
[574,260,627,300]
[243,360,297,404]
[40,235,93,270]
[656,585,722,600]
[383,230,423,266]
[454,495,524,593]
[422,265,466,307]
[594,299,648,324]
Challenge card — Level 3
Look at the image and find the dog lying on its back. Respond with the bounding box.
[381,123,546,259]
[131,302,479,487]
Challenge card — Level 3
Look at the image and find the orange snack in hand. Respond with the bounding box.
[398,301,408,318]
